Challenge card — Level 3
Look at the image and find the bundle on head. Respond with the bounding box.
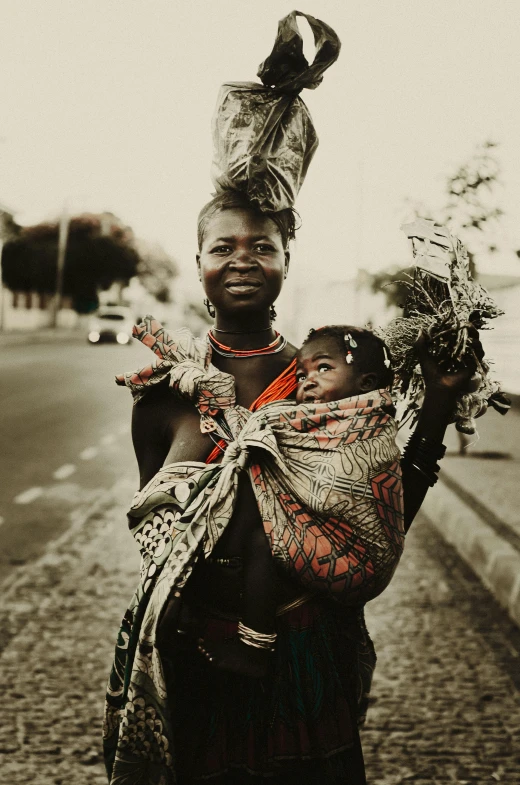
[210,10,341,213]
[379,219,510,435]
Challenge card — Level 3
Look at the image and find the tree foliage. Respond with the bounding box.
[135,239,179,304]
[1,212,167,313]
[369,141,503,309]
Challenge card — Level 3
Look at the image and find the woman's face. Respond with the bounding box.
[196,208,290,315]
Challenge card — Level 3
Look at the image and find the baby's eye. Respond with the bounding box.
[317,363,333,373]
[296,372,306,383]
[254,243,275,253]
[211,245,232,254]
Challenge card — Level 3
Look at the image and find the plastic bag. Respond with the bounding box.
[210,11,341,212]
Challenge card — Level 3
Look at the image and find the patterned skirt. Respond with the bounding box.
[162,595,369,784]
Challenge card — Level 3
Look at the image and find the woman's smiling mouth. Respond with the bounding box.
[224,279,262,295]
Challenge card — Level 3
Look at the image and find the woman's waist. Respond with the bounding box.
[183,557,308,617]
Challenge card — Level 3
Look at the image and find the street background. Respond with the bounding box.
[1,1,520,782]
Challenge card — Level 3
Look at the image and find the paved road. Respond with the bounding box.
[0,340,151,579]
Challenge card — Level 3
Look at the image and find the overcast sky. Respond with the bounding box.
[1,0,520,294]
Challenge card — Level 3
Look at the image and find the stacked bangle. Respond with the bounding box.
[237,621,277,651]
[401,432,446,487]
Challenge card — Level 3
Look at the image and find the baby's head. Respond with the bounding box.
[296,325,393,404]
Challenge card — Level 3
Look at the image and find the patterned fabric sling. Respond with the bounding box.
[104,316,404,784]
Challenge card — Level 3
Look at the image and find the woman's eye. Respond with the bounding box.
[211,245,232,254]
[255,244,275,253]
[318,364,332,373]
[296,373,306,383]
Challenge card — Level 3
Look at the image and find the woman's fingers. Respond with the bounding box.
[467,372,482,394]
[466,325,485,363]
[197,640,213,662]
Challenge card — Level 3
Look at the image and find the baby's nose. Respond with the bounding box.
[303,376,318,389]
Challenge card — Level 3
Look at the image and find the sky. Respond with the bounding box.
[1,0,520,301]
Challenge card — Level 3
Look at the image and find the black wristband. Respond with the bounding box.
[401,432,446,487]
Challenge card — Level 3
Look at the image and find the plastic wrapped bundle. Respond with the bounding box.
[211,10,341,212]
[380,219,511,435]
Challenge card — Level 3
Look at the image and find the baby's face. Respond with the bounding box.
[296,336,364,404]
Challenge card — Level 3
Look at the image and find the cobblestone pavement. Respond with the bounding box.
[0,483,519,784]
[364,514,520,784]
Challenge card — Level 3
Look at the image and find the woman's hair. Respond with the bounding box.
[302,325,394,388]
[197,190,298,250]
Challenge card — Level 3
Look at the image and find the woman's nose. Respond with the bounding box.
[229,250,257,268]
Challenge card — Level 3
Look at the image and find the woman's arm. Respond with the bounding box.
[401,331,483,531]
[132,384,174,490]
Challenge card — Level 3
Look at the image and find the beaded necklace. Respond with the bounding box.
[208,329,287,358]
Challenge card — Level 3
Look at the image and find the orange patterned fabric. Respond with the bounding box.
[117,317,405,605]
[107,318,403,782]
[205,358,298,464]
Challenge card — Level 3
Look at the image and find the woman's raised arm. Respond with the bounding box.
[401,330,484,531]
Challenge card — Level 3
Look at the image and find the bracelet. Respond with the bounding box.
[207,556,243,568]
[403,433,446,460]
[237,621,277,651]
[401,432,446,487]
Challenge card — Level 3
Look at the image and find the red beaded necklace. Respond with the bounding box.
[208,329,287,358]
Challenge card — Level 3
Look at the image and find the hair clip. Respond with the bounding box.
[344,333,357,364]
[382,346,391,369]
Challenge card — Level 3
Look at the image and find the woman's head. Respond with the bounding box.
[296,325,394,403]
[197,190,297,251]
[196,191,296,321]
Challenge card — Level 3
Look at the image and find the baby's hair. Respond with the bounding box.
[197,190,299,251]
[301,325,394,389]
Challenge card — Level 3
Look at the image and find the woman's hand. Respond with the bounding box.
[415,327,484,397]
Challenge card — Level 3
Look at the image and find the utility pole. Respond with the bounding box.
[0,232,4,333]
[0,208,12,333]
[50,205,69,328]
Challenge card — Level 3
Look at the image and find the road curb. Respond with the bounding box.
[421,474,520,628]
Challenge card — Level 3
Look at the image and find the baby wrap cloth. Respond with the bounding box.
[104,316,404,784]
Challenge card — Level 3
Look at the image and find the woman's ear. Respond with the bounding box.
[196,254,201,281]
[284,250,290,279]
[359,372,378,392]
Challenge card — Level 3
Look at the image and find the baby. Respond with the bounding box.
[296,325,393,404]
[197,325,395,677]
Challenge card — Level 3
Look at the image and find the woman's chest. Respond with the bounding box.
[163,402,215,464]
[213,352,294,408]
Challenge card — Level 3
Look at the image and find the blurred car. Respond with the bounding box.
[87,306,134,345]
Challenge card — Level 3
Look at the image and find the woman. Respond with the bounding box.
[106,189,479,785]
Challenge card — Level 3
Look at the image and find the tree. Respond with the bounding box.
[369,141,504,309]
[134,239,179,304]
[2,212,140,313]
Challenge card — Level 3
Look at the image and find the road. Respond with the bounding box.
[0,339,152,579]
